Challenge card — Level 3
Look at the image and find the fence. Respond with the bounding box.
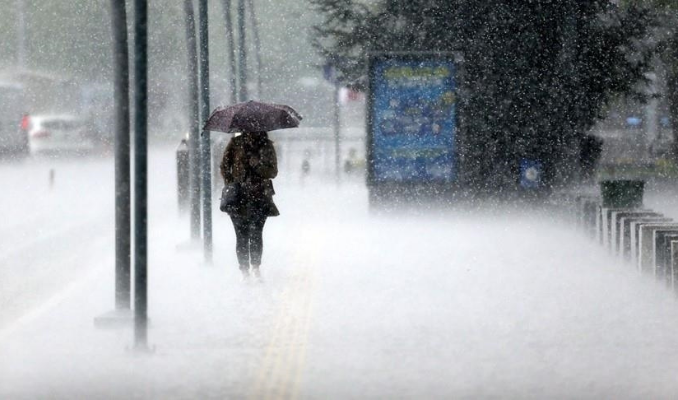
[210,127,366,184]
[568,183,678,293]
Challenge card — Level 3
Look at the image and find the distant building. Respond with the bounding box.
[0,69,80,115]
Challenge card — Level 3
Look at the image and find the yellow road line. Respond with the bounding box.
[290,272,318,400]
[252,286,294,398]
[250,230,321,400]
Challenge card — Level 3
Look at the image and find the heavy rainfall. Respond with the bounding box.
[3,0,678,398]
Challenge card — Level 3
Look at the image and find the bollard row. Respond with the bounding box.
[574,195,678,292]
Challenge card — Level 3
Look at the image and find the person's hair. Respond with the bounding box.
[243,131,268,141]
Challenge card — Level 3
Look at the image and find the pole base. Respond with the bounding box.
[127,344,156,355]
[175,239,202,252]
[93,309,134,329]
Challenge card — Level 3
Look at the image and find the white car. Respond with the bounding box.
[28,114,94,155]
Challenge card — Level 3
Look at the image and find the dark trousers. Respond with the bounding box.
[230,214,267,269]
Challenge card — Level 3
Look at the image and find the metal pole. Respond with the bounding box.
[133,0,149,350]
[199,0,213,264]
[16,0,26,69]
[645,72,659,161]
[221,0,238,104]
[561,2,581,185]
[111,0,131,311]
[334,80,341,183]
[246,0,262,99]
[237,0,248,102]
[184,0,201,241]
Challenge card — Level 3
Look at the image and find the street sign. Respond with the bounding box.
[520,159,542,189]
[323,63,337,85]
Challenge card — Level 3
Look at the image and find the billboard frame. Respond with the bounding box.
[366,51,463,204]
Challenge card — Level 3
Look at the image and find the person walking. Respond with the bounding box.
[220,131,279,282]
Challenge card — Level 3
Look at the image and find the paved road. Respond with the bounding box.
[0,154,115,330]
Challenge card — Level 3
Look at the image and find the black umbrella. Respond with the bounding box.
[203,100,302,134]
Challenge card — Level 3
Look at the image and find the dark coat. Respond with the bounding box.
[220,132,280,217]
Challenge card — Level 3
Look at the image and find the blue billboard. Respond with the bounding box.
[368,54,457,184]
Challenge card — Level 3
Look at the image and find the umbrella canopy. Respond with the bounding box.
[203,100,302,134]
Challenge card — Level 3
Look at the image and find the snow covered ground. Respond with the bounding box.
[3,147,678,399]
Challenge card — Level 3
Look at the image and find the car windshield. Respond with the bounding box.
[41,120,81,130]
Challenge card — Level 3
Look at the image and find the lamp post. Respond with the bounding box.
[16,0,26,69]
[185,0,202,241]
[199,0,213,264]
[237,0,247,101]
[133,0,150,351]
[246,0,262,98]
[111,0,131,312]
[333,70,341,183]
[93,0,133,330]
[221,0,238,104]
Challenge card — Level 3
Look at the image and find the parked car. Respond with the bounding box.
[28,114,94,155]
[0,82,29,156]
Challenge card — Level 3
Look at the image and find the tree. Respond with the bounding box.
[311,0,657,191]
[625,0,678,158]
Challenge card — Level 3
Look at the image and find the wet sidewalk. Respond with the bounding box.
[4,176,678,399]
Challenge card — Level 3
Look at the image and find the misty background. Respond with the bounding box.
[7,1,678,398]
[0,0,341,137]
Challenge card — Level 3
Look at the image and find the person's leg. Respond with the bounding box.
[249,215,267,268]
[230,215,251,272]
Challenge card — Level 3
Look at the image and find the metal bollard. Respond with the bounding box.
[655,231,678,284]
[622,216,668,261]
[636,223,678,273]
[670,241,678,292]
[611,211,658,256]
[176,138,189,213]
